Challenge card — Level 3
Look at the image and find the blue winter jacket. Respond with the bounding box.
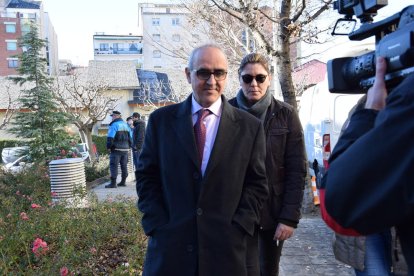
[107,118,132,151]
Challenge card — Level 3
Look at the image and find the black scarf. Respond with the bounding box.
[236,88,272,121]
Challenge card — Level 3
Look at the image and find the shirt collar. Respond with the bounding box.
[192,95,222,117]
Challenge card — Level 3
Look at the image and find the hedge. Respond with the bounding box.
[92,135,107,156]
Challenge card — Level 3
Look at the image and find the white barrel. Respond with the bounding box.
[49,158,87,207]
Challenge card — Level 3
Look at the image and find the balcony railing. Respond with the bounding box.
[94,49,143,55]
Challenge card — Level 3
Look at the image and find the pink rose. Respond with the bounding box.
[60,266,69,276]
[32,238,49,257]
[31,203,41,209]
[20,212,29,220]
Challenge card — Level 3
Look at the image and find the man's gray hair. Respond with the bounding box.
[187,44,227,70]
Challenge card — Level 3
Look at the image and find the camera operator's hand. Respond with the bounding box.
[365,57,387,111]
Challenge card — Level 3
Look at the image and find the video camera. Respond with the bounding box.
[327,1,414,93]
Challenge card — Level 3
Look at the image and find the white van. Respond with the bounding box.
[299,78,364,183]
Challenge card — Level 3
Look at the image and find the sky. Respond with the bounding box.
[40,0,409,67]
[41,0,172,66]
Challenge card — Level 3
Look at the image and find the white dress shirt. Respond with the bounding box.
[192,96,222,175]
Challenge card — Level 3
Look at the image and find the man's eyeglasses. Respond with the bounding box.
[241,74,267,84]
[193,69,228,81]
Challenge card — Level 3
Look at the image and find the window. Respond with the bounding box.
[8,59,19,68]
[5,23,16,33]
[172,18,179,26]
[152,34,160,42]
[152,18,160,26]
[99,43,109,51]
[153,50,161,58]
[6,41,17,51]
[21,24,30,34]
[172,34,180,42]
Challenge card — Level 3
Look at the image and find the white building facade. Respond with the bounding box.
[138,3,209,70]
[93,34,144,68]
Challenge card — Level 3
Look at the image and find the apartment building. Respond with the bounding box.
[0,0,58,76]
[93,33,144,68]
[138,3,208,71]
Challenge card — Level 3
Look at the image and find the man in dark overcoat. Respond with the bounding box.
[136,44,268,276]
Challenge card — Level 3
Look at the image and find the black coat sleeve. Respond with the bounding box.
[323,74,414,234]
[136,113,168,236]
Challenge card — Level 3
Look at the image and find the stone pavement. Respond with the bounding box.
[91,180,354,276]
[91,179,137,202]
[280,216,353,276]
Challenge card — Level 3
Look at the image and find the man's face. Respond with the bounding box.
[185,47,228,108]
[111,114,120,121]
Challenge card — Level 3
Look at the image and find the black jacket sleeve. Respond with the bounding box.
[323,74,414,234]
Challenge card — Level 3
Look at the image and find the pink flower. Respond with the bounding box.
[32,238,49,257]
[89,247,97,254]
[60,266,69,276]
[20,212,29,220]
[61,149,66,156]
[16,191,21,196]
[31,203,41,209]
[51,191,57,197]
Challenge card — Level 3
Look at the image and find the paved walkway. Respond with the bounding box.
[91,180,354,276]
[91,179,137,202]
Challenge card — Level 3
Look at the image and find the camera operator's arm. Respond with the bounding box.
[323,57,414,235]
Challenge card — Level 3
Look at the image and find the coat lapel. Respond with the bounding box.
[171,96,199,169]
[204,98,240,178]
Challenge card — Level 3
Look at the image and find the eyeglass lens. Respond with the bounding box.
[196,69,227,80]
[241,74,267,84]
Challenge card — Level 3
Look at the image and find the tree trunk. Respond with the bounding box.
[86,129,97,162]
[80,128,96,162]
[277,0,298,110]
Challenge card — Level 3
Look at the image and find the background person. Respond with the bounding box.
[126,116,134,129]
[105,110,132,188]
[331,95,395,275]
[229,53,306,276]
[323,57,414,274]
[131,112,145,170]
[136,45,268,276]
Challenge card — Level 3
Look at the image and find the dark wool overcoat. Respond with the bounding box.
[136,95,268,276]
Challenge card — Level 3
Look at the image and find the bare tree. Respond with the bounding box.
[183,0,335,109]
[53,73,119,161]
[136,77,188,108]
[0,81,21,130]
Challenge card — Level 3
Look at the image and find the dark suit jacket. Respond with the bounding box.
[136,95,268,276]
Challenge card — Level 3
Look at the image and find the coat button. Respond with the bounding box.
[187,245,193,252]
[196,208,203,216]
[193,172,200,179]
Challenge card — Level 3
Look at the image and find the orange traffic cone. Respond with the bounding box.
[311,176,320,206]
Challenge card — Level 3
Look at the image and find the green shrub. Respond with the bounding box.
[84,155,110,182]
[0,164,146,275]
[92,135,107,157]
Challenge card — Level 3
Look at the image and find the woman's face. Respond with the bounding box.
[239,63,271,104]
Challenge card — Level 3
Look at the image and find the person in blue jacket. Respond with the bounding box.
[106,110,132,188]
[323,57,414,275]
